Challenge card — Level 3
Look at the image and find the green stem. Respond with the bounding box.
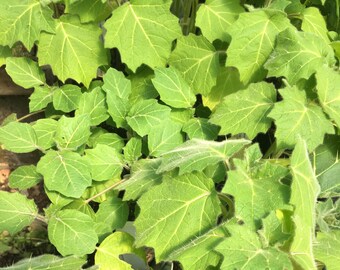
[17,110,44,122]
[218,193,234,219]
[35,214,48,224]
[85,179,126,203]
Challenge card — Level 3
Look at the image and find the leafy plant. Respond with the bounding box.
[0,0,339,269]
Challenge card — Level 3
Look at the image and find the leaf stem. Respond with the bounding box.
[17,110,44,122]
[35,214,48,224]
[218,193,234,219]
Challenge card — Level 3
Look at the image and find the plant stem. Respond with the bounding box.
[85,179,126,203]
[17,110,44,122]
[218,193,234,219]
[35,214,48,224]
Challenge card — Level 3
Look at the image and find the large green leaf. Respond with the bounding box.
[157,139,250,174]
[183,118,220,140]
[196,0,244,42]
[9,165,42,190]
[210,82,276,139]
[0,122,39,153]
[48,209,98,256]
[316,66,340,128]
[38,15,108,87]
[37,150,92,198]
[104,0,181,71]
[135,172,221,261]
[301,7,329,43]
[0,191,38,235]
[55,114,91,150]
[152,67,196,108]
[5,57,45,89]
[29,85,55,112]
[226,9,291,84]
[0,0,55,48]
[95,232,146,270]
[265,28,335,84]
[314,231,340,270]
[84,144,124,181]
[126,99,171,136]
[289,140,320,270]
[52,84,82,113]
[216,224,293,270]
[223,144,290,230]
[169,34,220,96]
[32,118,58,150]
[269,86,334,150]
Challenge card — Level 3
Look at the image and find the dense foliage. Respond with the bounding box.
[0,0,339,269]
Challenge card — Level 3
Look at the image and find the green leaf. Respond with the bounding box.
[93,133,124,152]
[331,41,340,61]
[32,118,58,150]
[0,191,38,235]
[76,87,109,125]
[183,118,220,140]
[65,0,115,23]
[37,150,92,198]
[301,7,329,43]
[82,179,118,204]
[169,34,220,96]
[210,82,276,139]
[148,119,183,157]
[0,254,86,270]
[0,46,11,67]
[6,57,45,89]
[45,188,73,208]
[127,99,171,136]
[314,231,340,270]
[202,67,244,110]
[0,122,38,153]
[170,108,195,126]
[95,232,145,270]
[152,67,196,108]
[216,224,293,270]
[84,144,124,181]
[62,199,96,220]
[118,159,162,200]
[312,135,340,197]
[265,28,335,84]
[0,0,55,48]
[158,138,250,175]
[48,209,98,256]
[95,197,129,238]
[38,15,108,87]
[316,198,340,232]
[123,137,142,165]
[196,0,244,42]
[135,172,221,261]
[29,85,55,112]
[269,86,334,150]
[289,140,320,270]
[223,144,290,230]
[316,66,340,128]
[104,0,181,71]
[52,84,82,113]
[166,225,228,269]
[9,165,42,190]
[55,114,91,150]
[226,9,292,84]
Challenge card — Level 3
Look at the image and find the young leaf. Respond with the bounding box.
[95,232,146,270]
[33,118,58,150]
[226,9,292,84]
[55,114,91,150]
[123,137,142,165]
[152,67,196,108]
[52,84,82,113]
[118,159,162,201]
[126,99,171,136]
[223,144,290,230]
[196,0,244,42]
[182,118,220,140]
[169,34,220,95]
[104,0,181,71]
[84,144,124,181]
[48,209,98,256]
[316,66,340,128]
[158,139,250,175]
[148,119,183,157]
[210,82,276,139]
[9,165,42,190]
[5,57,45,89]
[0,122,39,153]
[38,15,108,87]
[269,86,334,150]
[216,224,293,270]
[265,28,335,84]
[301,7,329,43]
[314,231,340,270]
[289,140,320,270]
[135,172,221,261]
[29,85,55,112]
[37,150,92,198]
[0,191,38,235]
[76,87,109,125]
[0,0,55,48]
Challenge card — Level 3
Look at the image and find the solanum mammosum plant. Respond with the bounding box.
[0,0,339,269]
